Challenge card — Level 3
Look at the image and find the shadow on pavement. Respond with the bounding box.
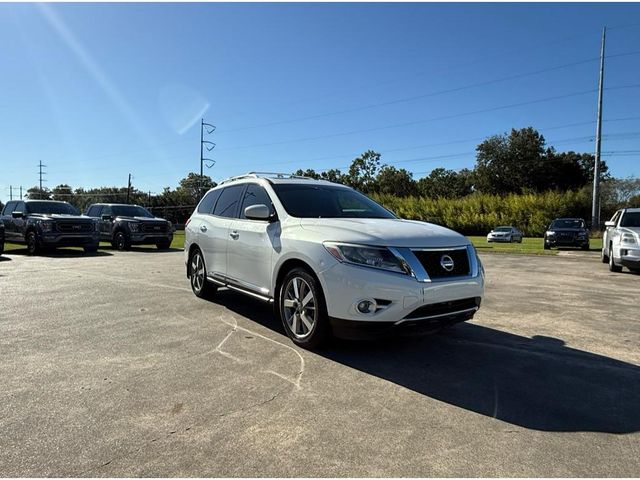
[212,289,640,434]
[5,248,112,257]
[108,246,183,253]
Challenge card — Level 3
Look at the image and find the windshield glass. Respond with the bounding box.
[620,212,640,228]
[550,219,585,229]
[494,227,511,232]
[111,205,155,218]
[271,184,396,219]
[26,202,79,215]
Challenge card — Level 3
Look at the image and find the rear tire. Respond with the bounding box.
[189,248,217,299]
[0,240,4,256]
[543,242,550,250]
[26,231,40,255]
[609,244,623,272]
[279,268,330,349]
[601,247,609,263]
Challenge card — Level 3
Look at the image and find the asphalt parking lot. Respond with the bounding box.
[1,248,639,477]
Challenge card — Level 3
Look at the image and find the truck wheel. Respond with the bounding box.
[84,245,98,254]
[26,231,40,255]
[156,240,171,250]
[0,241,4,256]
[601,247,609,263]
[543,242,550,250]
[112,231,130,251]
[609,244,622,272]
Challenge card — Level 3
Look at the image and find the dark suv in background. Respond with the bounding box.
[543,218,590,250]
[0,200,100,255]
[0,221,5,256]
[84,203,174,250]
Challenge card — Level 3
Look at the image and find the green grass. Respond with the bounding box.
[469,236,602,255]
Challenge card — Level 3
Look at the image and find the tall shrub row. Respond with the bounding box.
[371,190,591,236]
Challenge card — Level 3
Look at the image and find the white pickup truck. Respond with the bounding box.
[601,207,640,273]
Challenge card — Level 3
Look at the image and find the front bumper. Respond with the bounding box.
[130,233,173,245]
[317,260,484,337]
[40,232,100,247]
[545,237,589,248]
[620,247,640,270]
[487,235,511,243]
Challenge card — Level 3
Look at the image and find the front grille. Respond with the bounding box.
[141,223,167,233]
[56,222,93,233]
[404,297,481,320]
[412,248,470,279]
[557,232,575,241]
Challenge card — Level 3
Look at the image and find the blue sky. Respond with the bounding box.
[1,2,639,203]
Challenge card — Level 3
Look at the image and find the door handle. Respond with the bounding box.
[229,231,239,240]
[200,225,207,232]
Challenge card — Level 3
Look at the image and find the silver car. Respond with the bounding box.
[487,226,523,243]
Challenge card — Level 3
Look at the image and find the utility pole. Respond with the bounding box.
[126,173,132,204]
[592,27,606,231]
[200,118,216,198]
[20,186,22,199]
[38,160,47,199]
[9,185,12,201]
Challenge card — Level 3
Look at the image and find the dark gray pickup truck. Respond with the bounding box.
[0,200,100,255]
[84,203,174,250]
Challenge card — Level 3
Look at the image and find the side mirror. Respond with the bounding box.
[244,204,271,221]
[101,214,113,221]
[12,211,24,219]
[604,221,615,227]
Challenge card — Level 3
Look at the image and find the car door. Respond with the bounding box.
[605,210,621,256]
[1,201,17,242]
[98,205,115,239]
[11,201,27,242]
[198,184,245,282]
[226,183,277,297]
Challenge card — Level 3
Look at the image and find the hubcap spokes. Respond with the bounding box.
[283,277,316,339]
[191,254,205,291]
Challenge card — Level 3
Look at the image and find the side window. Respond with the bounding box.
[2,201,16,215]
[102,206,112,217]
[240,184,274,219]
[197,189,222,214]
[15,202,26,214]
[86,206,99,217]
[213,185,245,218]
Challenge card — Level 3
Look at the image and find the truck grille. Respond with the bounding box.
[412,247,470,279]
[141,223,167,233]
[56,222,93,233]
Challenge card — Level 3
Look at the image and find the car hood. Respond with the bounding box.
[31,213,93,222]
[299,218,469,248]
[116,216,166,223]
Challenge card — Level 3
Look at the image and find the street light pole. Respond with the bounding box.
[591,27,606,231]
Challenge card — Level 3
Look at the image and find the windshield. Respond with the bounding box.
[621,212,640,228]
[112,205,155,218]
[26,202,79,215]
[271,184,396,219]
[550,219,585,229]
[494,227,512,232]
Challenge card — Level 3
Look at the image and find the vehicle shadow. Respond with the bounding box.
[108,246,183,253]
[0,256,12,262]
[5,247,112,257]
[211,289,640,434]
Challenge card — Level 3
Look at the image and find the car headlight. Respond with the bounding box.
[621,233,638,245]
[546,231,556,236]
[129,222,140,232]
[323,242,412,275]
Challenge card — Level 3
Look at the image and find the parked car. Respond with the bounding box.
[601,208,640,273]
[84,203,174,250]
[543,218,590,250]
[0,221,4,256]
[487,226,523,243]
[0,200,100,255]
[184,173,484,348]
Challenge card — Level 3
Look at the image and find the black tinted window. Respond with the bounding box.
[26,201,78,215]
[15,202,27,214]
[271,184,395,219]
[86,205,101,217]
[550,219,585,229]
[2,201,17,215]
[198,189,222,214]
[240,184,273,219]
[213,185,245,218]
[112,205,154,217]
[621,212,640,228]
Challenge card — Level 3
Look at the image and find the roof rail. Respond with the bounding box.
[218,172,315,185]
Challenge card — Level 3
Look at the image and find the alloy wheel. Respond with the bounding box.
[190,251,205,293]
[282,276,317,339]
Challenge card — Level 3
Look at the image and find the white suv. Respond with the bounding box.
[601,207,640,273]
[185,173,484,348]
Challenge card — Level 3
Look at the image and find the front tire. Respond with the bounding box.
[84,244,98,254]
[601,246,609,263]
[609,243,623,272]
[189,248,217,299]
[156,240,171,250]
[279,268,330,349]
[544,242,550,250]
[112,231,130,251]
[26,231,40,255]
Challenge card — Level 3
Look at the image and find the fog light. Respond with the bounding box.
[356,300,376,314]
